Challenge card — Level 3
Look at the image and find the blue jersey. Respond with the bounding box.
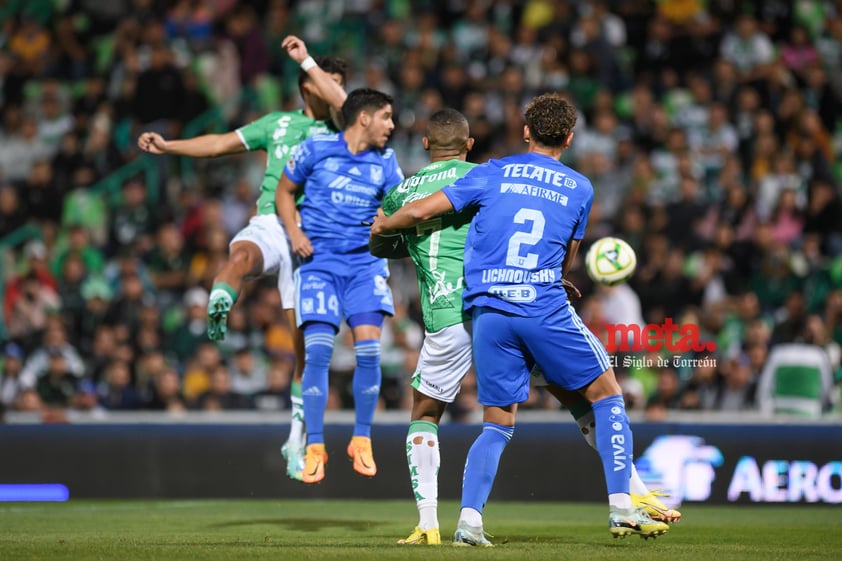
[442,152,593,317]
[284,132,404,258]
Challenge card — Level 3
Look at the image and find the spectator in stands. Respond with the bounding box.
[34,349,80,409]
[717,353,757,411]
[145,365,186,413]
[167,286,210,365]
[253,357,293,412]
[109,180,156,255]
[0,343,26,412]
[147,222,189,310]
[0,182,26,237]
[0,115,52,183]
[19,317,85,387]
[97,358,142,410]
[228,345,268,398]
[3,242,61,345]
[193,364,252,410]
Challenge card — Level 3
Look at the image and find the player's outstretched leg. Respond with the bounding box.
[454,421,513,547]
[300,322,335,484]
[207,241,263,341]
[281,311,307,481]
[560,391,681,523]
[399,419,442,545]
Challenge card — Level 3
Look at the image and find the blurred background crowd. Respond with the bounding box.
[1,0,842,423]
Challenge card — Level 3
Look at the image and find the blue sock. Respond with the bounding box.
[592,394,632,495]
[460,422,514,512]
[301,323,335,446]
[352,339,381,438]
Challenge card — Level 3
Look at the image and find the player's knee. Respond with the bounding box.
[303,323,336,370]
[354,339,381,369]
[229,244,261,274]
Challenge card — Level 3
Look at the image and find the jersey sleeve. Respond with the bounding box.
[283,137,316,186]
[235,113,274,151]
[381,186,402,217]
[572,185,594,240]
[441,164,488,212]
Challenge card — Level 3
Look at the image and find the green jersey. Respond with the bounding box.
[236,110,334,215]
[382,159,476,332]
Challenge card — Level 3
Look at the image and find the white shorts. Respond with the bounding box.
[230,214,295,310]
[411,321,473,403]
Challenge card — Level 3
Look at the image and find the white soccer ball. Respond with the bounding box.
[584,236,637,286]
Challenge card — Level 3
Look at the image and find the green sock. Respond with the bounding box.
[210,282,238,304]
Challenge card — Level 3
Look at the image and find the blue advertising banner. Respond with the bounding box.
[0,422,839,504]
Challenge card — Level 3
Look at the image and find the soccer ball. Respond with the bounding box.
[584,236,637,286]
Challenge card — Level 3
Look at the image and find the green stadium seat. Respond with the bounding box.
[755,344,835,417]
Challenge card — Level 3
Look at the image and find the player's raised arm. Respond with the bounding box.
[137,130,245,158]
[370,191,453,235]
[282,35,347,117]
[276,173,312,258]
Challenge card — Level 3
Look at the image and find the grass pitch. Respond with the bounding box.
[1,499,840,561]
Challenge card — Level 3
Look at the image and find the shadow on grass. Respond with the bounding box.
[211,518,383,533]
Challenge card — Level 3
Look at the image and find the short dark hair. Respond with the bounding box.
[297,56,348,95]
[524,93,578,148]
[341,88,393,127]
[426,108,469,151]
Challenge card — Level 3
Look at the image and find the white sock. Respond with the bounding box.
[459,507,483,527]
[419,505,437,531]
[609,493,633,510]
[629,464,649,496]
[406,421,440,530]
[288,392,305,448]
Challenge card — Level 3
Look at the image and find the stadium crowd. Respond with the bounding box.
[1,0,842,422]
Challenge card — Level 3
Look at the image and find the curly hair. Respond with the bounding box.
[524,93,577,148]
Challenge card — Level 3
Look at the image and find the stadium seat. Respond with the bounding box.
[755,344,835,417]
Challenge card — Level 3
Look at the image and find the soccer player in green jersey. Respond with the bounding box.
[137,36,347,481]
[371,109,476,545]
[371,110,679,545]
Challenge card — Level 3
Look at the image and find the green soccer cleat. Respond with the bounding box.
[281,441,306,482]
[206,291,234,341]
[632,490,682,523]
[609,506,670,540]
[398,526,441,545]
[452,522,493,547]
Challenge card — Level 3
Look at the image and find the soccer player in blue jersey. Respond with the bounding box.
[138,36,346,481]
[275,88,403,484]
[371,93,669,542]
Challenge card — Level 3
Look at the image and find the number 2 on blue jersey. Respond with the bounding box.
[506,208,544,269]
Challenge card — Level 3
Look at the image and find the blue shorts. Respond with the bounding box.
[471,304,610,406]
[294,257,394,329]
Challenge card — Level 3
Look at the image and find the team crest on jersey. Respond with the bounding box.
[325,158,339,172]
[370,165,383,184]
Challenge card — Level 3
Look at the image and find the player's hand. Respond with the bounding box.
[562,278,581,300]
[370,208,390,236]
[281,35,309,65]
[289,229,313,258]
[137,132,168,154]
